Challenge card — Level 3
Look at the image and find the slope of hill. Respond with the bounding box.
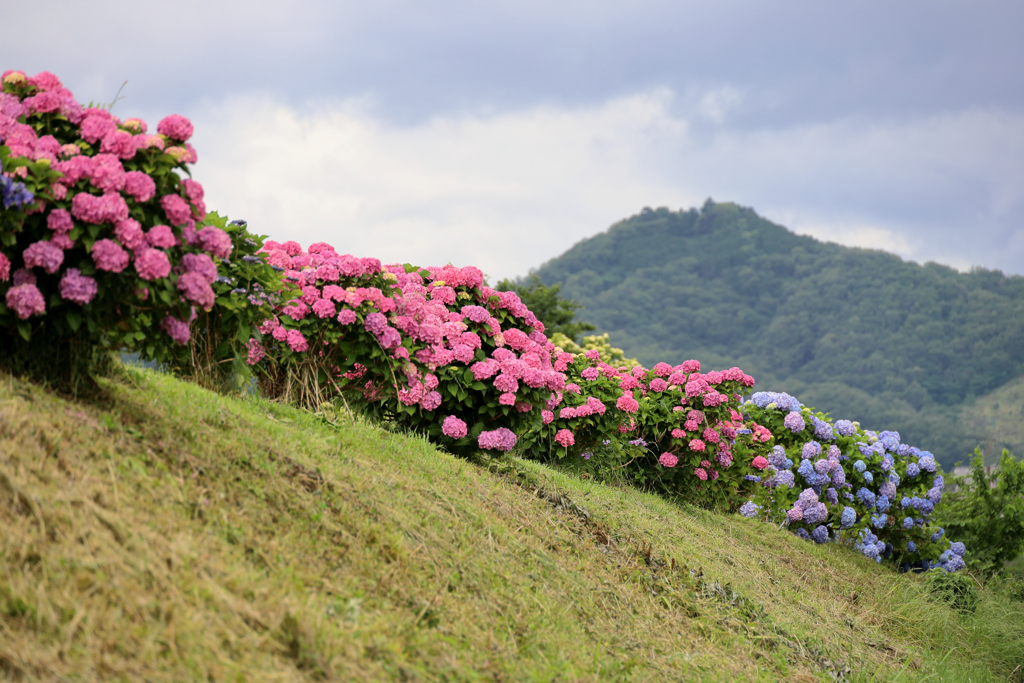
[2,366,1023,681]
[530,201,1024,467]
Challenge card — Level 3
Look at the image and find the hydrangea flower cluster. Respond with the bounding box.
[1,69,234,370]
[737,391,964,572]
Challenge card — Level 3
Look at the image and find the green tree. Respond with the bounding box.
[496,274,596,342]
[934,448,1024,576]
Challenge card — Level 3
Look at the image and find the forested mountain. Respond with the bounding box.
[529,200,1024,468]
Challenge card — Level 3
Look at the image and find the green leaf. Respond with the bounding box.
[65,309,82,332]
[17,322,30,341]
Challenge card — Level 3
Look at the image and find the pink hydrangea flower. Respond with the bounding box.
[616,393,639,413]
[89,154,126,193]
[23,240,64,274]
[312,299,336,318]
[146,225,176,248]
[650,378,668,392]
[59,268,97,305]
[336,309,357,325]
[193,227,231,259]
[694,467,708,481]
[79,114,118,144]
[442,415,468,439]
[177,272,215,310]
[689,439,706,452]
[72,191,128,224]
[157,114,194,141]
[135,248,171,281]
[702,427,721,444]
[246,338,265,365]
[5,283,45,319]
[421,391,442,411]
[671,429,687,439]
[478,427,517,452]
[659,453,679,468]
[541,410,554,425]
[286,329,308,352]
[113,218,145,250]
[123,171,156,202]
[499,392,517,406]
[581,367,600,381]
[181,253,217,285]
[12,269,36,287]
[161,315,190,345]
[100,129,137,159]
[752,456,769,470]
[160,194,192,226]
[45,209,73,235]
[554,429,575,447]
[0,253,10,282]
[91,239,129,272]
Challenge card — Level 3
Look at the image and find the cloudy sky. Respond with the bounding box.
[5,1,1023,280]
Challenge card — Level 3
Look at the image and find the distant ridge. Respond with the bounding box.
[531,200,1024,467]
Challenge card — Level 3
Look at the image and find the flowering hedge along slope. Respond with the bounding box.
[0,69,966,574]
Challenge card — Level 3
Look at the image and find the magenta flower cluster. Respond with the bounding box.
[1,69,227,345]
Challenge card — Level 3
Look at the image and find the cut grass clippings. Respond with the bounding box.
[1,365,1022,682]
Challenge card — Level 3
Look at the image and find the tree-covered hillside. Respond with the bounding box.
[530,200,1024,468]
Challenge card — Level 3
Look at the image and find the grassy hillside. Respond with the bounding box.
[2,365,1023,682]
[530,201,1024,468]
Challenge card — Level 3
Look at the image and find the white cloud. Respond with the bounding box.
[190,89,1024,281]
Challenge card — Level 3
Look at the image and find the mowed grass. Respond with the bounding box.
[1,366,1022,682]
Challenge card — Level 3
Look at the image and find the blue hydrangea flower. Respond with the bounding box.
[888,472,901,486]
[812,417,834,441]
[767,445,788,468]
[802,441,823,460]
[879,431,900,451]
[811,526,830,544]
[903,517,914,530]
[854,460,867,473]
[743,474,761,482]
[797,459,815,480]
[864,430,879,443]
[739,501,760,518]
[939,549,952,563]
[794,528,810,541]
[934,475,944,488]
[834,419,856,437]
[582,452,592,460]
[831,467,846,487]
[880,456,893,472]
[856,487,876,508]
[841,507,856,528]
[943,555,966,572]
[876,496,890,513]
[900,496,911,508]
[828,445,842,459]
[927,487,943,505]
[825,488,839,505]
[871,514,887,529]
[863,471,874,484]
[879,481,897,500]
[918,454,937,472]
[0,176,34,210]
[907,540,917,552]
[950,541,966,557]
[803,503,828,525]
[775,471,796,488]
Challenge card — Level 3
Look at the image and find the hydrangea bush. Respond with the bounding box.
[247,242,566,454]
[0,69,234,388]
[737,391,965,572]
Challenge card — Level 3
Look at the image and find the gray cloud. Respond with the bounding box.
[2,1,1023,277]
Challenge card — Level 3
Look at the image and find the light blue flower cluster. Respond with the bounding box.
[739,391,965,573]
